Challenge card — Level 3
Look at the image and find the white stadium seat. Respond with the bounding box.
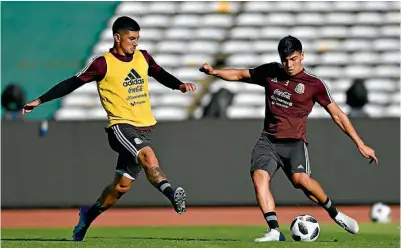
[230,27,260,40]
[86,108,108,120]
[165,28,193,40]
[149,2,177,14]
[368,92,391,105]
[351,52,380,65]
[232,93,265,106]
[115,2,147,15]
[188,41,220,54]
[195,28,227,41]
[55,109,88,120]
[226,54,259,67]
[153,54,181,67]
[365,79,397,92]
[236,13,265,26]
[222,41,253,54]
[243,1,275,12]
[226,106,263,119]
[203,14,234,27]
[157,41,188,53]
[152,107,188,121]
[140,15,171,28]
[296,13,325,25]
[344,65,372,79]
[349,26,378,38]
[172,15,201,27]
[265,13,296,26]
[326,13,355,25]
[373,39,399,51]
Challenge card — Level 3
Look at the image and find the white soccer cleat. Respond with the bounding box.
[254,229,286,242]
[334,212,359,234]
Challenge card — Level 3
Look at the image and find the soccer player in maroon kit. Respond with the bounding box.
[200,36,378,242]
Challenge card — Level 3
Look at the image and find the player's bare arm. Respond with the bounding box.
[326,102,378,164]
[199,63,253,83]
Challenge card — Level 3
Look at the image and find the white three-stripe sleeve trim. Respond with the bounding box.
[75,56,101,77]
[304,70,334,103]
[112,126,138,156]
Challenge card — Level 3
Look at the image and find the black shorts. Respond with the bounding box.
[107,123,152,180]
[250,133,311,180]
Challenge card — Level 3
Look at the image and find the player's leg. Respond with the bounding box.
[111,124,186,214]
[251,134,286,242]
[288,141,359,234]
[73,172,135,241]
[137,146,186,214]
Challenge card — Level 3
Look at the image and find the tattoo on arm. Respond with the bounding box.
[145,167,167,185]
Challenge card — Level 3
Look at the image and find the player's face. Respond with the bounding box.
[281,51,304,77]
[116,30,139,55]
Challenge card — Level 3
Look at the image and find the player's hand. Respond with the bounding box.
[358,144,378,164]
[179,83,196,93]
[199,63,215,75]
[22,99,41,114]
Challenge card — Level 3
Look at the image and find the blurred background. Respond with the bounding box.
[1,1,400,211]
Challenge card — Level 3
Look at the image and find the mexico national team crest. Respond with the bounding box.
[295,83,305,94]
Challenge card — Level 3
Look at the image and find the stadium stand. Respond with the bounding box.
[56,1,400,121]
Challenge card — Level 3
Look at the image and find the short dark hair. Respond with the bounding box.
[278,36,302,59]
[112,16,140,34]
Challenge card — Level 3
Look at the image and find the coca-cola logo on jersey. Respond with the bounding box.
[273,89,292,100]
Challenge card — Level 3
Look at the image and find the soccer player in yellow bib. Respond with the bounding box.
[22,16,196,241]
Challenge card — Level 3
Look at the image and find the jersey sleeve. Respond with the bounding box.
[249,62,281,86]
[75,56,107,83]
[313,79,334,107]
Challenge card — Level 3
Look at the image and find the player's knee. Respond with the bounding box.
[292,173,311,189]
[138,147,158,167]
[113,183,131,197]
[252,169,271,192]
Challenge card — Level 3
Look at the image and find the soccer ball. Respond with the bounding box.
[290,215,320,242]
[370,202,391,223]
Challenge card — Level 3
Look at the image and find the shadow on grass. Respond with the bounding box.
[2,238,71,242]
[91,236,239,242]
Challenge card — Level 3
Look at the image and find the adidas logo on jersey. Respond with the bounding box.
[123,69,144,87]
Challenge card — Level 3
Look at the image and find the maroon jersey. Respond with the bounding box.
[249,63,333,143]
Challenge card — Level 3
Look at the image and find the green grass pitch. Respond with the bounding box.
[2,223,399,248]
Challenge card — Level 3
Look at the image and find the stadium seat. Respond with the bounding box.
[368,92,391,105]
[326,13,355,25]
[140,15,171,28]
[222,40,253,54]
[152,54,181,67]
[373,39,399,51]
[230,27,260,40]
[232,93,265,107]
[365,79,397,92]
[363,105,384,118]
[333,1,360,11]
[243,83,264,93]
[356,12,383,24]
[138,29,164,41]
[115,2,147,15]
[172,15,201,27]
[195,28,227,41]
[86,108,108,120]
[349,26,378,38]
[374,65,400,78]
[313,66,343,79]
[320,26,348,38]
[188,41,220,54]
[344,65,372,79]
[158,94,193,106]
[386,105,401,117]
[296,13,325,25]
[203,14,234,27]
[174,68,206,81]
[304,1,333,11]
[181,54,214,67]
[381,25,400,37]
[226,54,259,67]
[260,27,290,39]
[149,2,177,14]
[235,13,265,26]
[265,13,296,26]
[379,52,400,64]
[75,83,98,94]
[274,1,304,11]
[320,52,349,65]
[165,28,193,40]
[260,53,281,64]
[351,52,380,64]
[243,1,275,13]
[55,109,88,120]
[342,39,372,52]
[253,40,280,53]
[61,95,97,108]
[157,41,188,53]
[363,1,393,11]
[152,107,188,120]
[384,12,400,24]
[291,26,318,39]
[209,80,243,93]
[226,106,263,119]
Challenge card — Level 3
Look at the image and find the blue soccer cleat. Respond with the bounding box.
[72,206,91,241]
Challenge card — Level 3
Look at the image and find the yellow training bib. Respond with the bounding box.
[97,51,156,128]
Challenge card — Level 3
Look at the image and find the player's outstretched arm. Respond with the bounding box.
[325,103,378,164]
[22,76,86,114]
[199,63,252,83]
